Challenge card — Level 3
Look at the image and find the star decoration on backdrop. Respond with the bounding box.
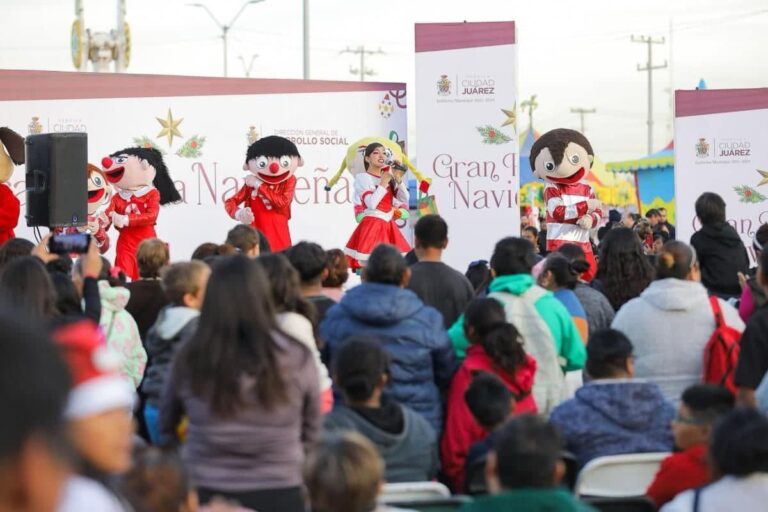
[156,109,183,147]
[757,169,768,187]
[500,104,517,128]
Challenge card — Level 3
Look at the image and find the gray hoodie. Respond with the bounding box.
[611,278,744,403]
[141,306,199,406]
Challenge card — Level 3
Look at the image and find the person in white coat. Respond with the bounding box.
[611,241,744,404]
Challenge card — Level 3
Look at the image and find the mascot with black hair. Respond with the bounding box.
[530,128,603,281]
[224,135,303,251]
[0,127,23,245]
[101,147,181,280]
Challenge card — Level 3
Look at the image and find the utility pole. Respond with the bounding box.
[239,54,258,77]
[570,107,596,133]
[303,0,309,79]
[189,0,265,77]
[341,46,383,81]
[520,95,539,131]
[631,35,667,154]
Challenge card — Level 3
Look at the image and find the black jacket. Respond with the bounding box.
[690,223,749,299]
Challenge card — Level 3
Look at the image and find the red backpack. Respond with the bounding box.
[703,296,742,394]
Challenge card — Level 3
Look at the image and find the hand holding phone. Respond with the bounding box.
[48,233,92,254]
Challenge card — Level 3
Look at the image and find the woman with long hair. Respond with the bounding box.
[595,227,654,311]
[557,243,615,332]
[441,298,536,491]
[258,253,333,412]
[159,254,320,512]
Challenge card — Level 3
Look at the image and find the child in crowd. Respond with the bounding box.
[646,384,734,508]
[464,259,491,295]
[258,253,333,413]
[442,298,536,491]
[549,329,674,469]
[556,243,615,332]
[462,373,515,492]
[225,225,261,258]
[54,320,136,512]
[126,238,171,342]
[321,248,348,302]
[74,256,146,388]
[537,253,589,342]
[462,415,595,512]
[190,242,236,262]
[142,261,210,444]
[323,337,438,482]
[304,431,409,512]
[286,241,337,324]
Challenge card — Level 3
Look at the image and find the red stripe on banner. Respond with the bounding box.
[415,22,515,53]
[0,70,406,101]
[676,88,768,117]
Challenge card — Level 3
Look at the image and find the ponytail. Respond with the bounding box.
[479,322,527,377]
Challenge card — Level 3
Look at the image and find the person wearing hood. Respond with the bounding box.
[74,257,146,388]
[690,192,749,299]
[141,260,210,444]
[611,241,744,403]
[320,244,456,433]
[323,337,438,483]
[448,237,585,414]
[549,328,674,469]
[441,298,537,491]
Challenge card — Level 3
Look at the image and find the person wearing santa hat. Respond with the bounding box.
[54,320,136,512]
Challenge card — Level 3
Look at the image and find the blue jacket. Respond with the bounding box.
[320,283,457,432]
[549,380,674,468]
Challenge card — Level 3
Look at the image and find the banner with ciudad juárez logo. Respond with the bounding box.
[415,21,519,272]
[0,71,408,261]
[675,88,768,265]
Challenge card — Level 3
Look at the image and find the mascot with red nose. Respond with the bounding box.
[530,128,602,281]
[101,148,181,280]
[224,135,302,252]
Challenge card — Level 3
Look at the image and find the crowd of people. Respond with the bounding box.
[3,190,768,512]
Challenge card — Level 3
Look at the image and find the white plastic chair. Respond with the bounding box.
[575,452,669,497]
[379,482,451,504]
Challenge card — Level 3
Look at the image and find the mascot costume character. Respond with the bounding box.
[101,147,180,280]
[0,127,22,245]
[224,135,302,252]
[54,163,114,254]
[530,128,602,281]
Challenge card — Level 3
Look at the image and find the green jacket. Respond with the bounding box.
[447,274,585,371]
[461,489,597,512]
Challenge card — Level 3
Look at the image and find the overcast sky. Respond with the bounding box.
[2,0,767,161]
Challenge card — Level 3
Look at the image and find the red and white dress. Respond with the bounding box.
[109,186,160,280]
[544,181,602,281]
[344,172,410,270]
[0,183,19,246]
[224,176,296,252]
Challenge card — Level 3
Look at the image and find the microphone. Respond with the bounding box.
[385,158,408,173]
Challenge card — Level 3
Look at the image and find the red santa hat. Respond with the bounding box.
[53,320,135,419]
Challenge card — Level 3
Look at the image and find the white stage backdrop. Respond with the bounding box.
[0,70,407,261]
[675,88,768,265]
[415,22,519,272]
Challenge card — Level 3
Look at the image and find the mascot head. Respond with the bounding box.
[102,147,181,205]
[0,127,25,184]
[86,164,112,215]
[530,128,594,185]
[244,135,303,185]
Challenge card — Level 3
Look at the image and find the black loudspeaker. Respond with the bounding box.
[25,133,88,228]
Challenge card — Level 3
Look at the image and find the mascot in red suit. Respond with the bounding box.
[55,163,114,253]
[101,148,180,280]
[0,127,23,245]
[224,135,302,251]
[530,128,602,281]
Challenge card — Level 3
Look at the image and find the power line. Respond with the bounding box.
[570,107,596,133]
[340,45,384,81]
[631,35,667,154]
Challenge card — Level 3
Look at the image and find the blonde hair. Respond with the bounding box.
[303,432,383,512]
